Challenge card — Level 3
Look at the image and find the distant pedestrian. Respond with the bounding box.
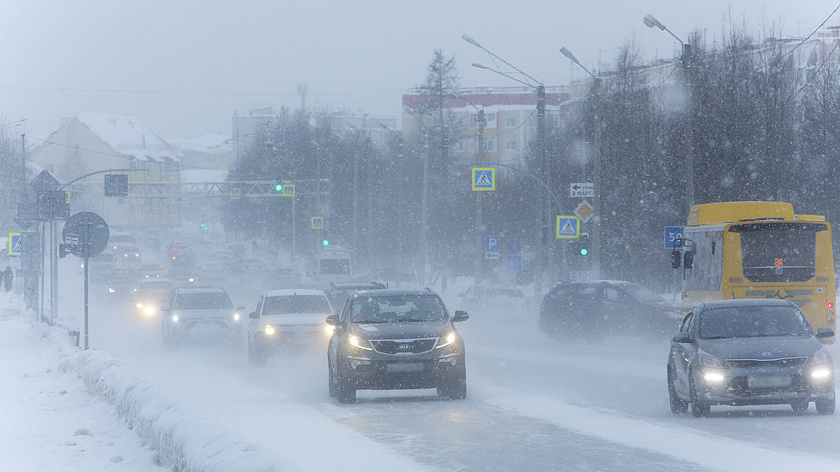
[3,266,13,292]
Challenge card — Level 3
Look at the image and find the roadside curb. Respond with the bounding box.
[57,339,291,471]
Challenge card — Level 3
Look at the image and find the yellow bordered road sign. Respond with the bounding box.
[472,167,495,191]
[556,216,580,239]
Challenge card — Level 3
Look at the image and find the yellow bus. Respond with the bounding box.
[675,202,836,342]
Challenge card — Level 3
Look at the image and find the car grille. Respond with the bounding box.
[371,338,437,354]
[277,324,320,332]
[726,357,807,368]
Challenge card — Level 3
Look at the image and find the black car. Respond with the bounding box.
[539,280,680,342]
[667,299,835,417]
[326,289,469,403]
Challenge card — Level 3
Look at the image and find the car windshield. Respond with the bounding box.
[351,295,447,323]
[484,288,524,299]
[173,292,233,310]
[698,305,813,339]
[139,281,172,291]
[320,258,350,275]
[263,295,331,314]
[621,284,664,303]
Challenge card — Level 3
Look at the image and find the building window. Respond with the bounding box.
[470,137,497,152]
[470,112,496,129]
[505,116,517,128]
[506,139,517,151]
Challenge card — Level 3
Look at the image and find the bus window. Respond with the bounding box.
[730,222,822,283]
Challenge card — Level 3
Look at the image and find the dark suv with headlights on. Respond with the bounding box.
[161,287,245,347]
[326,289,469,403]
[668,299,835,417]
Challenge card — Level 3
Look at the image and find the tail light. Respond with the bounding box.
[827,301,834,310]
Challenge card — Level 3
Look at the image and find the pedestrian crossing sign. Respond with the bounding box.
[556,216,580,239]
[472,167,496,191]
[8,232,22,256]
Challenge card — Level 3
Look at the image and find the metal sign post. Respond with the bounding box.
[63,212,109,350]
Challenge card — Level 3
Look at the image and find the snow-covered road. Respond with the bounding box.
[9,264,840,471]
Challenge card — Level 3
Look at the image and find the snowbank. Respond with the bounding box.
[59,349,291,472]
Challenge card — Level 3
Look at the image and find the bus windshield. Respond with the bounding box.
[730,222,824,283]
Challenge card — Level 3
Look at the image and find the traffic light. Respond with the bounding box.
[200,223,207,231]
[578,233,590,257]
[322,239,329,246]
[274,175,283,192]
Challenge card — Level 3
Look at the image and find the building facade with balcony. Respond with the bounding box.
[27,113,182,230]
[401,86,569,167]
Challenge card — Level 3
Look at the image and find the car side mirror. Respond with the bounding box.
[452,310,469,322]
[160,305,170,312]
[816,327,835,339]
[672,332,691,344]
[325,314,340,326]
[248,311,259,320]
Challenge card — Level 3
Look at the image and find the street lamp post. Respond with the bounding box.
[463,34,551,296]
[560,47,602,279]
[644,14,694,211]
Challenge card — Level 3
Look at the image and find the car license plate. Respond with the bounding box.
[387,363,424,373]
[747,375,791,389]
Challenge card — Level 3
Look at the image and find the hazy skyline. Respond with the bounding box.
[2,1,837,140]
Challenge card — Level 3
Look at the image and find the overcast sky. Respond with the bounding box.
[1,1,838,140]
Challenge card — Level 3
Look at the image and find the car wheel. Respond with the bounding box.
[337,362,356,403]
[816,395,835,415]
[248,340,266,366]
[689,371,710,417]
[668,364,689,414]
[791,400,810,412]
[448,374,467,400]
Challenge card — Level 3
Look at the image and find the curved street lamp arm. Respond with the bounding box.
[58,168,132,191]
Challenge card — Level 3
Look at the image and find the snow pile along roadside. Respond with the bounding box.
[59,349,292,472]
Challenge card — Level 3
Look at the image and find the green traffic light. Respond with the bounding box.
[275,183,283,192]
[580,248,588,256]
[322,240,329,246]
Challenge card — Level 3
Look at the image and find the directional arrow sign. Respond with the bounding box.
[570,182,594,198]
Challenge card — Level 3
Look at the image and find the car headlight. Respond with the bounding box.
[349,334,372,351]
[144,306,155,316]
[325,324,335,335]
[436,331,457,349]
[809,349,832,366]
[264,325,276,336]
[109,288,115,293]
[136,302,143,309]
[698,349,727,369]
[171,314,179,322]
[233,313,240,321]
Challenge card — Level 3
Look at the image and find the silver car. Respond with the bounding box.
[668,299,835,417]
[161,287,245,347]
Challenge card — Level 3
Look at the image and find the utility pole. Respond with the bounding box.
[591,77,602,279]
[420,130,430,284]
[683,43,695,211]
[474,108,485,285]
[534,85,547,295]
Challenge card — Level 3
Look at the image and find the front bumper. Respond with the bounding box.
[340,349,464,390]
[694,363,834,406]
[168,318,243,341]
[255,325,330,350]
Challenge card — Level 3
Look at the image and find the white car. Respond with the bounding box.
[247,289,334,364]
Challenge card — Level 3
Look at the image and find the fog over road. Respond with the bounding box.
[53,255,840,472]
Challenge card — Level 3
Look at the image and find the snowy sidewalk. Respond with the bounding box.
[0,292,163,471]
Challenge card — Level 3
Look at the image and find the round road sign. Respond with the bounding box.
[62,211,110,258]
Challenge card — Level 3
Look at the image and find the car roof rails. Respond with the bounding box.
[424,287,434,292]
